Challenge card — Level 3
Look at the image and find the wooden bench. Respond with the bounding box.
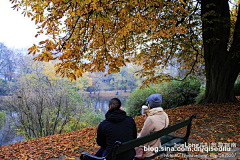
[80,114,196,160]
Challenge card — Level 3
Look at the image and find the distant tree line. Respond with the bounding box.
[0,43,19,95]
[0,43,20,81]
[86,66,142,94]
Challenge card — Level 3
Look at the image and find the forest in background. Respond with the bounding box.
[0,42,143,144]
[0,41,210,145]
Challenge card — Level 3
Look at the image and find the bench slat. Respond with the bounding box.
[160,135,175,144]
[80,115,196,160]
[115,118,191,154]
[144,138,186,160]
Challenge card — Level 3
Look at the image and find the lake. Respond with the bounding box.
[0,91,129,146]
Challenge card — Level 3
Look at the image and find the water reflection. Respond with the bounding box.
[0,113,25,147]
[0,95,129,147]
[93,96,128,114]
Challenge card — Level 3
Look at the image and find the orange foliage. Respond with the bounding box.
[0,98,239,160]
[10,0,203,84]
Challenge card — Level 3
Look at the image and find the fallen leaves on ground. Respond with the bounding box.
[0,98,239,160]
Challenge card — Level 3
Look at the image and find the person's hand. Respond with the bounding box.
[141,105,148,115]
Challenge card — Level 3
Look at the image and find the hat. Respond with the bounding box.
[147,94,162,108]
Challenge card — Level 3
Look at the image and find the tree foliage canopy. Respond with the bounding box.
[10,0,240,103]
[11,0,204,84]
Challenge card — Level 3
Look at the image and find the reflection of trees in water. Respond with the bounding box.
[81,94,128,114]
[0,112,24,147]
[0,94,128,146]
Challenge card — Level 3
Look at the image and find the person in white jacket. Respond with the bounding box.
[138,94,169,158]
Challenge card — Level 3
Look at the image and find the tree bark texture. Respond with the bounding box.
[201,0,240,103]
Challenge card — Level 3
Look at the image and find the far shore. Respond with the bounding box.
[80,90,131,98]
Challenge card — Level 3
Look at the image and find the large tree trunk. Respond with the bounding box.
[201,0,240,103]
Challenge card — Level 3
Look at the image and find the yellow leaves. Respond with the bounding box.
[177,26,187,35]
[179,5,187,14]
[153,30,163,38]
[84,0,92,3]
[26,11,33,17]
[12,0,201,83]
[135,12,144,22]
[70,11,75,17]
[53,0,62,3]
[41,21,47,28]
[91,2,97,10]
[126,22,133,30]
[97,7,103,12]
[33,53,53,62]
[67,73,76,81]
[180,0,187,6]
[28,44,40,56]
[173,5,177,14]
[118,21,133,38]
[79,28,85,35]
[41,63,60,81]
[153,29,172,39]
[75,69,83,77]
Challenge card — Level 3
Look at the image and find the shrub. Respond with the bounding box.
[194,88,205,104]
[126,80,201,117]
[126,86,158,117]
[64,107,104,132]
[179,80,201,105]
[160,81,185,108]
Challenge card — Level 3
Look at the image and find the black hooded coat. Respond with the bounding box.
[97,109,137,160]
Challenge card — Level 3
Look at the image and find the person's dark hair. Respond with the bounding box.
[109,98,121,111]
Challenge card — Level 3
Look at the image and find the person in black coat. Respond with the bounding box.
[96,98,137,160]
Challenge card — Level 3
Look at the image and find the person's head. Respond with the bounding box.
[147,94,162,109]
[108,98,122,111]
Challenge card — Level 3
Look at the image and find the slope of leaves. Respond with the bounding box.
[0,98,239,160]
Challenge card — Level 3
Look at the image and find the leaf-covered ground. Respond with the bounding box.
[0,99,239,160]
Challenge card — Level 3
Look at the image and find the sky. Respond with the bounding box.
[0,0,42,49]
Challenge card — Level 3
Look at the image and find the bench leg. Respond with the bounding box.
[185,150,189,160]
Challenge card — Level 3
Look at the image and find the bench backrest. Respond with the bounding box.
[113,115,196,155]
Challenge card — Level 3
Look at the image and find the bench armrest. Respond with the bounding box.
[80,152,106,160]
[183,114,196,140]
